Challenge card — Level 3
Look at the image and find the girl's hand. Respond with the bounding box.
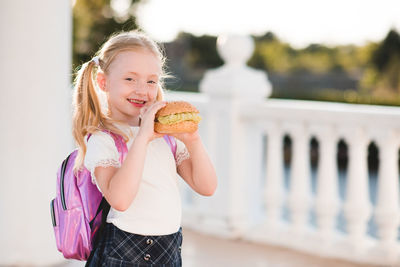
[170,130,201,145]
[136,101,167,144]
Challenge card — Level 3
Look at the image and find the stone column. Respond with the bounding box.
[0,0,72,265]
[198,34,272,237]
[264,123,285,226]
[286,124,312,234]
[374,130,400,259]
[342,128,371,250]
[313,125,340,240]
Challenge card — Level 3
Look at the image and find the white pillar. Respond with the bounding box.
[342,128,371,249]
[374,131,400,256]
[313,126,340,240]
[287,124,312,233]
[199,34,271,237]
[0,0,72,265]
[264,123,285,226]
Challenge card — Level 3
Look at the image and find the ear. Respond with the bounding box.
[96,71,107,92]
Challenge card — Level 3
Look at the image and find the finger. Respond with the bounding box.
[140,106,148,118]
[152,100,166,109]
[148,101,167,116]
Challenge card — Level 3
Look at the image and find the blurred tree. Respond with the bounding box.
[249,33,293,72]
[181,33,223,69]
[72,0,143,73]
[293,44,335,73]
[162,32,223,92]
[370,29,400,92]
[249,34,364,75]
[372,29,400,72]
[255,31,278,42]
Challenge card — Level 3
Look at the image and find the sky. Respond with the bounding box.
[126,0,400,48]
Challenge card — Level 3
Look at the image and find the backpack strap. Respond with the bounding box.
[163,135,177,160]
[86,196,110,264]
[107,131,128,162]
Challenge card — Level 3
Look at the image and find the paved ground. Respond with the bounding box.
[56,228,383,267]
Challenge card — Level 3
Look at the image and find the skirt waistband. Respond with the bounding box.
[89,223,183,266]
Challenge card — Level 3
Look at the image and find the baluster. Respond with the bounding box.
[264,123,285,226]
[314,126,340,239]
[287,124,311,233]
[374,131,400,255]
[343,128,372,248]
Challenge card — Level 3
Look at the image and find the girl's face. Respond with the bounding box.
[98,49,161,126]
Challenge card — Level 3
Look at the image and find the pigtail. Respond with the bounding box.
[72,60,99,172]
[72,59,128,172]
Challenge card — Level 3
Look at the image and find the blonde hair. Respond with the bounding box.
[72,30,167,172]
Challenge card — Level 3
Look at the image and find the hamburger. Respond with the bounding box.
[154,101,202,134]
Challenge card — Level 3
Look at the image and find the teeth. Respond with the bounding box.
[128,99,145,104]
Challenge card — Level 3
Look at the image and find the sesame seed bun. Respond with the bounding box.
[155,101,199,117]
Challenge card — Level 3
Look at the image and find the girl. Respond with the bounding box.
[72,30,218,266]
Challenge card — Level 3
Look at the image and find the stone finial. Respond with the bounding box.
[217,34,254,67]
[200,34,272,100]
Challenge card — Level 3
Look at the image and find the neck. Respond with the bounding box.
[107,107,140,127]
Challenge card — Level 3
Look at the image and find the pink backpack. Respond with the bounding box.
[50,132,177,260]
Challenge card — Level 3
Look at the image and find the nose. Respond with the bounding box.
[134,89,146,97]
[133,80,148,97]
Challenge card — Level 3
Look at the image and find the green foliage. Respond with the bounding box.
[293,45,335,73]
[163,29,400,105]
[71,3,400,105]
[162,32,223,92]
[367,29,400,93]
[372,29,400,72]
[248,36,364,75]
[179,33,223,69]
[272,88,400,106]
[248,30,400,105]
[72,0,142,73]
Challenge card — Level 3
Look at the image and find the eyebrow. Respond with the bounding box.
[127,71,159,78]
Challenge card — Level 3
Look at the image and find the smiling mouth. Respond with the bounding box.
[127,98,146,104]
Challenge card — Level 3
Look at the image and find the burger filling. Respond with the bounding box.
[157,112,202,125]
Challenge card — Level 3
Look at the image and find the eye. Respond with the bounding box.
[125,78,136,82]
[147,80,157,84]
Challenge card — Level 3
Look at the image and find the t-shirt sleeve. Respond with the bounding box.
[175,138,190,166]
[84,131,120,192]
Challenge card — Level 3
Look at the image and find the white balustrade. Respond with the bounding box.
[169,34,400,266]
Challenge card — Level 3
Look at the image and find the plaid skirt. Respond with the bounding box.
[86,223,183,267]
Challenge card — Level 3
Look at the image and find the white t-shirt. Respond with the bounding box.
[83,123,190,235]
